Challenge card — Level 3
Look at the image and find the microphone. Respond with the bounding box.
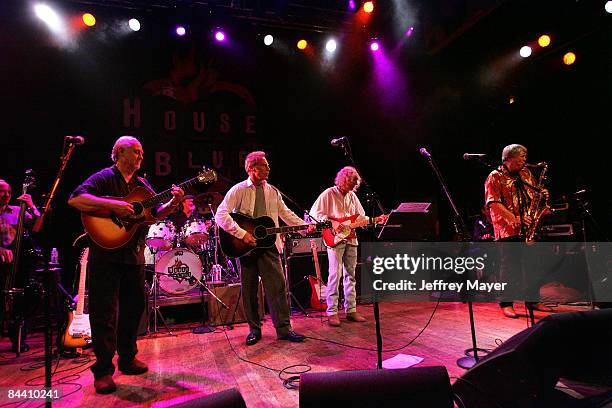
[65,135,85,145]
[330,137,347,147]
[419,148,431,158]
[463,153,487,160]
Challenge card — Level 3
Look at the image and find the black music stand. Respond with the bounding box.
[377,203,437,242]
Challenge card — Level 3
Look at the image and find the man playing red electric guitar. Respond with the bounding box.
[310,166,388,327]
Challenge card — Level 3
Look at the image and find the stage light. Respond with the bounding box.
[264,34,273,46]
[215,30,225,42]
[563,52,576,65]
[405,26,415,37]
[34,4,63,33]
[82,13,96,27]
[128,18,141,32]
[370,41,380,52]
[297,39,307,50]
[176,26,186,36]
[538,35,551,47]
[325,39,337,53]
[605,1,612,13]
[519,45,532,58]
[364,1,374,13]
[348,0,356,11]
[509,96,515,104]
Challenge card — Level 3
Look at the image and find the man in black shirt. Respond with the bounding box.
[69,136,183,394]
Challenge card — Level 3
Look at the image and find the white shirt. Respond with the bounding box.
[310,186,367,246]
[215,178,305,252]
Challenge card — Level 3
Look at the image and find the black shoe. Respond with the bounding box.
[278,330,305,343]
[246,332,261,346]
[118,358,148,375]
[94,375,117,394]
[11,343,30,353]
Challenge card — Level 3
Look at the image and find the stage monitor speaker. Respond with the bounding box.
[167,388,246,408]
[299,366,453,408]
[453,309,612,408]
[207,283,264,326]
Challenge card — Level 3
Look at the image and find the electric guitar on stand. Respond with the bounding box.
[307,239,327,311]
[62,247,91,349]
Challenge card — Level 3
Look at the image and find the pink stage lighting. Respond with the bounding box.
[370,41,380,52]
[176,26,186,36]
[215,31,225,42]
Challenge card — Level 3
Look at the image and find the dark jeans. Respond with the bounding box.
[238,247,291,337]
[88,260,145,378]
[498,236,541,309]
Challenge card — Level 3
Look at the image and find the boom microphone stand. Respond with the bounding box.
[334,136,386,369]
[419,148,485,369]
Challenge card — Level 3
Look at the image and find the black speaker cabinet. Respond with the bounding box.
[300,366,453,408]
[453,309,612,408]
[167,388,246,408]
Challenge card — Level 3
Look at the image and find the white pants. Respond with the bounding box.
[325,243,358,316]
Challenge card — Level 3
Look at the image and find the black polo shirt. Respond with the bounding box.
[71,165,156,265]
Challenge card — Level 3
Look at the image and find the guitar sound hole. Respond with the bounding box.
[253,226,266,239]
[132,202,143,215]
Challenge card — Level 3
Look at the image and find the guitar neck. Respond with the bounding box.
[76,249,89,315]
[264,224,309,235]
[310,243,323,281]
[140,176,202,209]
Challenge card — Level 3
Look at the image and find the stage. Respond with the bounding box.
[0,301,601,407]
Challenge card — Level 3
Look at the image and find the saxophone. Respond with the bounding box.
[525,162,549,243]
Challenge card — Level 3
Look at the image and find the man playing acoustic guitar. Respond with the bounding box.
[215,151,314,346]
[310,166,388,327]
[68,136,184,394]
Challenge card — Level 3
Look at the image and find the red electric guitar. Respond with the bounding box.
[307,239,327,311]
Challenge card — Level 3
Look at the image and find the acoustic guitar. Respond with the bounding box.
[81,168,216,249]
[62,247,91,349]
[218,213,330,258]
[307,239,327,311]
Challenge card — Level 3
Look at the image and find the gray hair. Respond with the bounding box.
[244,151,267,173]
[111,136,141,163]
[334,166,361,188]
[502,144,527,162]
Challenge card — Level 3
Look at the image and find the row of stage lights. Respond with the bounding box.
[35,1,611,61]
[519,34,576,66]
[34,2,386,54]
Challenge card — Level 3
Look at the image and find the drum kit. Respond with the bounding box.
[145,217,239,295]
[144,216,238,334]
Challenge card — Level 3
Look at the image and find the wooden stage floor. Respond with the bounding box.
[0,302,595,407]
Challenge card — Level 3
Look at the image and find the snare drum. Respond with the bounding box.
[155,249,202,295]
[146,221,176,250]
[181,218,209,247]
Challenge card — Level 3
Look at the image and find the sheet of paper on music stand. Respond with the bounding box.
[394,202,431,213]
[382,354,424,369]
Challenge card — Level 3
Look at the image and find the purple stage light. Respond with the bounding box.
[215,31,225,42]
[176,26,186,36]
[405,26,414,37]
[348,0,356,11]
[370,41,380,52]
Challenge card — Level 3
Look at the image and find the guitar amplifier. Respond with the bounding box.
[287,236,326,256]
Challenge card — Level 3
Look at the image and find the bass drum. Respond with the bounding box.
[155,249,202,295]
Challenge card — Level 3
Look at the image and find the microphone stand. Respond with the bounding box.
[421,149,484,369]
[33,139,80,232]
[337,138,386,369]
